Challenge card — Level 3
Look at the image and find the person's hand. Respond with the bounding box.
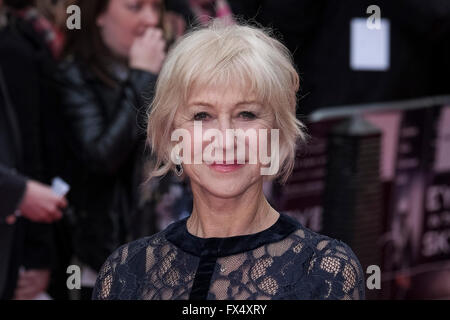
[18,180,67,223]
[129,28,166,74]
[13,269,51,300]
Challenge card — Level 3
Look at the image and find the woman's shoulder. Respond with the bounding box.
[104,228,172,269]
[92,228,173,299]
[282,214,366,299]
[282,213,353,253]
[58,57,96,85]
[286,216,358,260]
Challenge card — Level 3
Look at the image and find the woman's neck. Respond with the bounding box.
[187,183,280,238]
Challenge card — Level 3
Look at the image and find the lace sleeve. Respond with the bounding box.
[92,244,128,300]
[307,239,366,300]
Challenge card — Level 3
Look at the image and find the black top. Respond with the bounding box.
[0,13,60,298]
[93,213,366,300]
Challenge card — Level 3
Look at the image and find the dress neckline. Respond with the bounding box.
[165,212,300,257]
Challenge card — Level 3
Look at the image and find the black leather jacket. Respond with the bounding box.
[58,59,157,271]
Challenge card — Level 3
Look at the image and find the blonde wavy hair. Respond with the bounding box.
[147,20,306,183]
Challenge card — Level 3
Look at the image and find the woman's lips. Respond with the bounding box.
[208,161,245,173]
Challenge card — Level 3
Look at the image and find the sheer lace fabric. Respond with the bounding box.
[93,214,365,300]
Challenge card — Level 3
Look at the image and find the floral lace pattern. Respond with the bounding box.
[93,214,365,300]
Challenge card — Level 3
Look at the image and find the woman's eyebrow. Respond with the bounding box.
[187,100,261,108]
[235,101,262,107]
[234,100,264,109]
[187,101,215,108]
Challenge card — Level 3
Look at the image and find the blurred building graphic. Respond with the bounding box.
[278,96,450,299]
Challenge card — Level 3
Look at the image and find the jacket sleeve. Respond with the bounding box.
[58,63,157,175]
[0,164,26,220]
[22,220,55,270]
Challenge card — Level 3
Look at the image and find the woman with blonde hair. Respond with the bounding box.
[93,20,365,300]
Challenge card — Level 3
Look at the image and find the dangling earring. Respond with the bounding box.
[174,155,183,177]
[175,164,184,177]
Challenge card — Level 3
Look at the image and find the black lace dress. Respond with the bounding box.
[92,213,366,300]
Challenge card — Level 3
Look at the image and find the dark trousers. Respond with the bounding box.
[1,220,24,300]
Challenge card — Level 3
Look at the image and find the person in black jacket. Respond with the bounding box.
[0,0,67,300]
[58,0,166,299]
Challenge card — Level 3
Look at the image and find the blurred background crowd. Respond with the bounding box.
[0,0,449,300]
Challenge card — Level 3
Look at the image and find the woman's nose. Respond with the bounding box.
[216,116,235,152]
[140,5,159,28]
[217,115,233,133]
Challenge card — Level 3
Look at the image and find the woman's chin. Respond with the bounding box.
[198,174,258,199]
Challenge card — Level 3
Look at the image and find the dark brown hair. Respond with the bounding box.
[64,0,166,86]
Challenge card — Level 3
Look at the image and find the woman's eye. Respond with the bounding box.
[126,1,142,11]
[239,111,257,120]
[193,112,210,121]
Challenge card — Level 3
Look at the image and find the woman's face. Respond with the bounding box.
[97,0,162,58]
[173,84,276,199]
